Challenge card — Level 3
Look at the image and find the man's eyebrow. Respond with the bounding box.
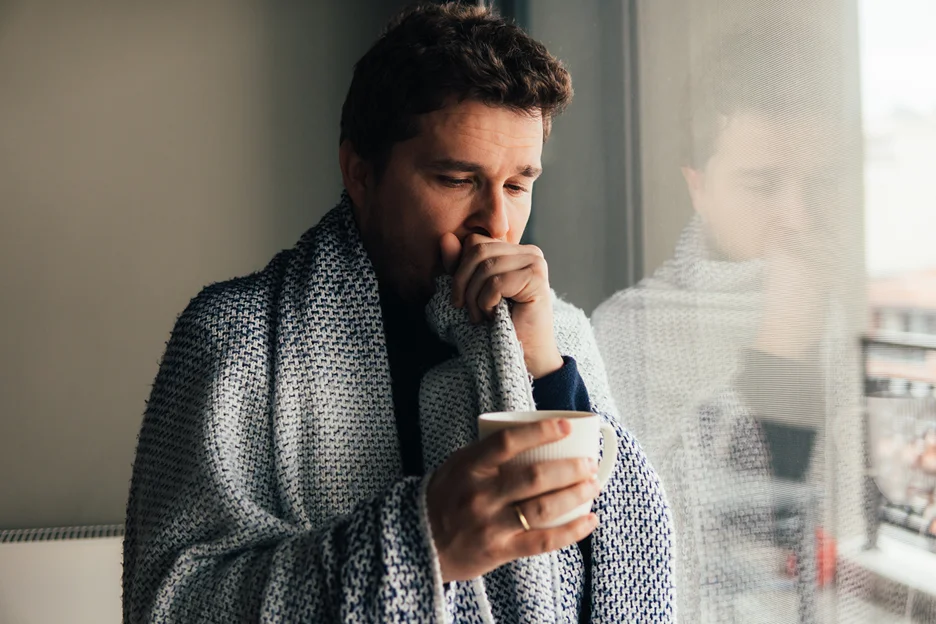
[427,159,484,173]
[427,158,542,179]
[516,164,543,179]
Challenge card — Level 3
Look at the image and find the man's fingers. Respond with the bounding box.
[474,419,571,468]
[496,457,597,503]
[461,255,540,319]
[476,267,539,320]
[450,236,542,309]
[508,478,600,529]
[508,513,599,559]
[440,233,463,276]
[451,236,498,308]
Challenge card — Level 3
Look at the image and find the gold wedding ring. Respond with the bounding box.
[514,504,531,532]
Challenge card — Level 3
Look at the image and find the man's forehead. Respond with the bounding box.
[420,101,544,148]
[712,112,843,169]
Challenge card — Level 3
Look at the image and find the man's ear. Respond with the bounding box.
[681,165,707,216]
[339,139,372,210]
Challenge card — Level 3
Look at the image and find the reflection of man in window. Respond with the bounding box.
[594,23,860,623]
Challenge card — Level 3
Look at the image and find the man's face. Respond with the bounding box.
[347,99,543,302]
[682,112,842,261]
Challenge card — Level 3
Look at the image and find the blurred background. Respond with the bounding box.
[0,0,934,622]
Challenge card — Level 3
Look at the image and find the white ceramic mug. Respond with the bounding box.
[477,410,618,528]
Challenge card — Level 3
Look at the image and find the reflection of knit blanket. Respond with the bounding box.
[595,217,865,623]
[594,218,785,623]
[123,194,674,623]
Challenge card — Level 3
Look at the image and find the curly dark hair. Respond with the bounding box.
[340,2,573,175]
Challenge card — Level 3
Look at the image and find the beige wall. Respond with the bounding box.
[0,1,402,529]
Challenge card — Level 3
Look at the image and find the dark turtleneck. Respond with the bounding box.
[380,284,458,477]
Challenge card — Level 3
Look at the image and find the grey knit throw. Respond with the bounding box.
[123,195,674,623]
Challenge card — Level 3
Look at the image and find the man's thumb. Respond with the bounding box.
[439,233,462,275]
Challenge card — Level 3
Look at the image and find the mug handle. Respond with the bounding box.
[596,422,618,489]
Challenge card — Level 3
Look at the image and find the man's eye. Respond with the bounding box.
[505,184,529,194]
[440,176,472,187]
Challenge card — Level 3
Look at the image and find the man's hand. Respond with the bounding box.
[755,233,831,361]
[440,232,563,379]
[426,418,600,583]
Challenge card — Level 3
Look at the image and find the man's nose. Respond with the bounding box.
[468,188,511,240]
[775,189,813,234]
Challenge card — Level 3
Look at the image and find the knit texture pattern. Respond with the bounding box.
[593,217,864,623]
[123,195,674,623]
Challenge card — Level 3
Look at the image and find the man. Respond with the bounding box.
[593,23,862,623]
[123,4,673,623]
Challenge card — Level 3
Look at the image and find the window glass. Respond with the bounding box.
[526,0,936,620]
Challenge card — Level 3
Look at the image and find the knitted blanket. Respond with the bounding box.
[123,195,674,623]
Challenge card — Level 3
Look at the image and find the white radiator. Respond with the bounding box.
[0,525,123,624]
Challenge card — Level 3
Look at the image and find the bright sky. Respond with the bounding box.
[859,0,936,124]
[860,0,936,276]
